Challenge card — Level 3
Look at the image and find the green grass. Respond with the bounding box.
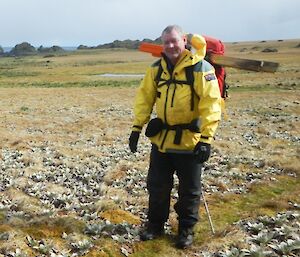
[0,80,140,88]
[197,175,299,241]
[229,85,292,92]
[0,69,40,77]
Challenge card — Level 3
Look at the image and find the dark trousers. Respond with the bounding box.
[147,145,202,228]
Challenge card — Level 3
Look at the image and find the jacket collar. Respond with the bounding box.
[161,49,202,74]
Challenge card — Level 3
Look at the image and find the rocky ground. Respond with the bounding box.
[0,88,299,256]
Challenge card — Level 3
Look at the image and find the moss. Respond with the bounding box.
[22,224,64,239]
[93,239,123,257]
[0,211,6,223]
[84,249,112,257]
[131,237,179,257]
[99,209,141,225]
[22,216,86,239]
[84,252,110,257]
[52,216,86,233]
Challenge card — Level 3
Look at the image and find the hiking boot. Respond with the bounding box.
[139,223,164,241]
[176,226,194,249]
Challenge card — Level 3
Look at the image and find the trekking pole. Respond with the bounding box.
[201,186,215,235]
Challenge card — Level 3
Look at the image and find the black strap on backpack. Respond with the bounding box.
[184,65,196,111]
[155,60,199,111]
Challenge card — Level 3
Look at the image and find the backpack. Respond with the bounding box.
[203,35,229,98]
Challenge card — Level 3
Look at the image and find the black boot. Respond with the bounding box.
[139,222,164,241]
[176,226,194,249]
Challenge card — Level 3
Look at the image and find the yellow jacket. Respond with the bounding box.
[132,34,221,153]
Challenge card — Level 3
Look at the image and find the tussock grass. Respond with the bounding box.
[103,163,128,185]
[266,156,300,176]
[5,188,43,215]
[94,199,120,213]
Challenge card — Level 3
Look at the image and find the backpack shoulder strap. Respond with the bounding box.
[186,60,203,83]
[184,65,195,86]
[152,59,163,84]
[185,61,203,110]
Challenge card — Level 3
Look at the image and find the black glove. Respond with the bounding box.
[193,142,211,163]
[129,131,140,153]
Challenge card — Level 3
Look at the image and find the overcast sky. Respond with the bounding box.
[1,0,299,47]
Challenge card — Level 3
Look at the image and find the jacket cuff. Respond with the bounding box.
[132,125,142,132]
[199,135,213,144]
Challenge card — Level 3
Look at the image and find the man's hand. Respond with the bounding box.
[193,142,211,163]
[129,131,140,153]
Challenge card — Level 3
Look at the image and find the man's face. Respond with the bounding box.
[162,29,186,64]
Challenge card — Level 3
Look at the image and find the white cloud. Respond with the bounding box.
[0,0,299,46]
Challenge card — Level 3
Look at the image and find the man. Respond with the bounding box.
[129,25,221,249]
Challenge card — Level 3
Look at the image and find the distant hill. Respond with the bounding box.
[0,39,162,57]
[37,45,65,53]
[0,42,66,57]
[9,42,37,56]
[77,37,162,50]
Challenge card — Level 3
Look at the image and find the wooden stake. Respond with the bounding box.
[210,54,279,73]
[138,42,279,73]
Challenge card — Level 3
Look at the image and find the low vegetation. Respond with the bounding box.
[0,39,299,256]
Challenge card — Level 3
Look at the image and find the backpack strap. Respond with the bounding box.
[185,65,196,111]
[154,59,164,85]
[185,61,203,110]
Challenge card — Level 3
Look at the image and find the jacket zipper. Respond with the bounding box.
[160,54,188,149]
